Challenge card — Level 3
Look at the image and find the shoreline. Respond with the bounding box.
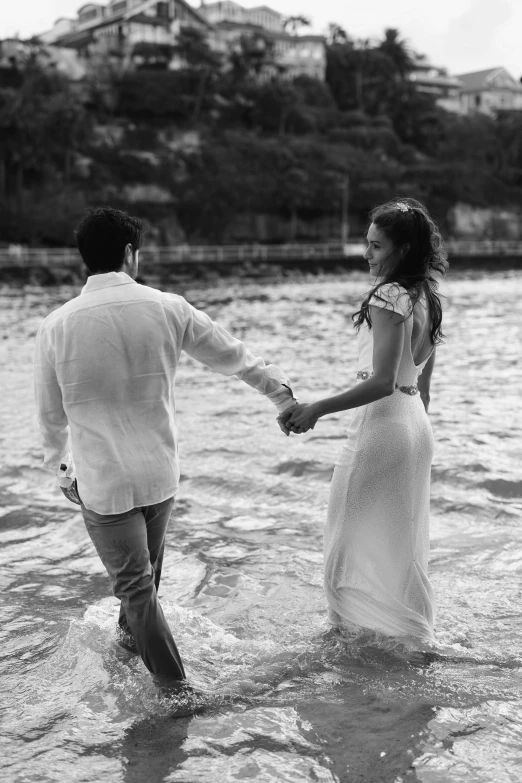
[2,240,522,288]
[1,255,521,287]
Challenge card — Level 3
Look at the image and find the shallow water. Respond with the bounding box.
[1,269,521,783]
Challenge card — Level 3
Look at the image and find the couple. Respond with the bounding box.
[34,199,447,696]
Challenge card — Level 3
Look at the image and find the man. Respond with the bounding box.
[34,207,297,691]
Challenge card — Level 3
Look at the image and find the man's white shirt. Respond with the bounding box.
[34,272,295,514]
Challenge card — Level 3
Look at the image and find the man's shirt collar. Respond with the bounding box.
[81,271,136,295]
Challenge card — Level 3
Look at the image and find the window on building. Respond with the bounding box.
[79,9,99,23]
[475,94,481,107]
[157,2,169,18]
[111,1,127,14]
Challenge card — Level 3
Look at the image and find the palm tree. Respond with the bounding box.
[174,27,222,121]
[229,33,277,82]
[327,23,350,46]
[378,28,413,79]
[283,15,311,36]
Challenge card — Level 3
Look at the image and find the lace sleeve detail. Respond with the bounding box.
[369,283,410,317]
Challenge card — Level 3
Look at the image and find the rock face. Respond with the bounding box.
[448,203,522,240]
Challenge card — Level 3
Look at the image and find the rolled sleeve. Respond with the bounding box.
[34,323,73,476]
[180,300,296,409]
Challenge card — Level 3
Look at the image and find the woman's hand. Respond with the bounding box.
[286,402,320,434]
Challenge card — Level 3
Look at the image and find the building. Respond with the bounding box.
[270,32,325,81]
[200,1,284,32]
[38,0,211,66]
[407,55,463,113]
[199,1,326,80]
[455,67,522,115]
[36,0,325,78]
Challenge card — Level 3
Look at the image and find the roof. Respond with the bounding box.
[200,1,243,7]
[455,67,510,92]
[77,3,104,11]
[130,0,211,28]
[57,28,95,48]
[171,0,213,28]
[248,5,282,14]
[54,0,212,43]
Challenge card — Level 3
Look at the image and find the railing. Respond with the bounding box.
[444,239,522,257]
[1,240,522,269]
[0,243,364,268]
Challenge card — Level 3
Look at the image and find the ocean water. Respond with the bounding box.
[1,269,521,783]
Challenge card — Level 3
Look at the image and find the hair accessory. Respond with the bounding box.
[395,202,410,213]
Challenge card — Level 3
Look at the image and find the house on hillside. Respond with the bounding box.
[407,55,463,112]
[198,1,326,80]
[456,67,522,114]
[38,0,211,68]
[200,1,284,32]
[36,0,325,78]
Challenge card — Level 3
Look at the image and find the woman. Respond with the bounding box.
[284,198,448,645]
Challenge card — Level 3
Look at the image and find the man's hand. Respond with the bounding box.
[59,478,82,505]
[277,405,298,436]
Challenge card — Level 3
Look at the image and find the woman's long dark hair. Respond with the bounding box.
[352,197,449,345]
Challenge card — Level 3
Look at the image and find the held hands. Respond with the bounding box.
[277,403,319,436]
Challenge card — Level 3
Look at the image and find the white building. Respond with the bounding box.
[199,1,326,80]
[39,0,211,64]
[37,0,325,78]
[407,55,463,113]
[455,67,522,115]
[200,2,283,32]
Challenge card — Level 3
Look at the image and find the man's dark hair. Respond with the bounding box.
[75,206,144,273]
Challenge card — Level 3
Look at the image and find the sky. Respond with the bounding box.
[1,0,521,79]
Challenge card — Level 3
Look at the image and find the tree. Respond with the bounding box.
[0,43,88,219]
[283,15,311,36]
[228,32,278,83]
[327,30,418,116]
[249,81,312,135]
[173,27,222,121]
[174,27,221,71]
[378,28,413,79]
[327,23,350,46]
[326,38,391,113]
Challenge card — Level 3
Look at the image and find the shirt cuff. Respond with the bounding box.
[56,456,76,485]
[266,383,299,414]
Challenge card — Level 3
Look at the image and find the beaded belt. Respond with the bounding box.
[356,370,419,396]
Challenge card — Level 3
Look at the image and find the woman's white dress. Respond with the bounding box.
[324,283,436,644]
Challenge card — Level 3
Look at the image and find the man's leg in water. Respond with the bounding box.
[82,497,186,681]
[117,500,169,638]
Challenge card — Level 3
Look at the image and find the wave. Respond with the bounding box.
[481,479,522,499]
[271,460,334,480]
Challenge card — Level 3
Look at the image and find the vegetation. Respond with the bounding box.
[1,27,522,245]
